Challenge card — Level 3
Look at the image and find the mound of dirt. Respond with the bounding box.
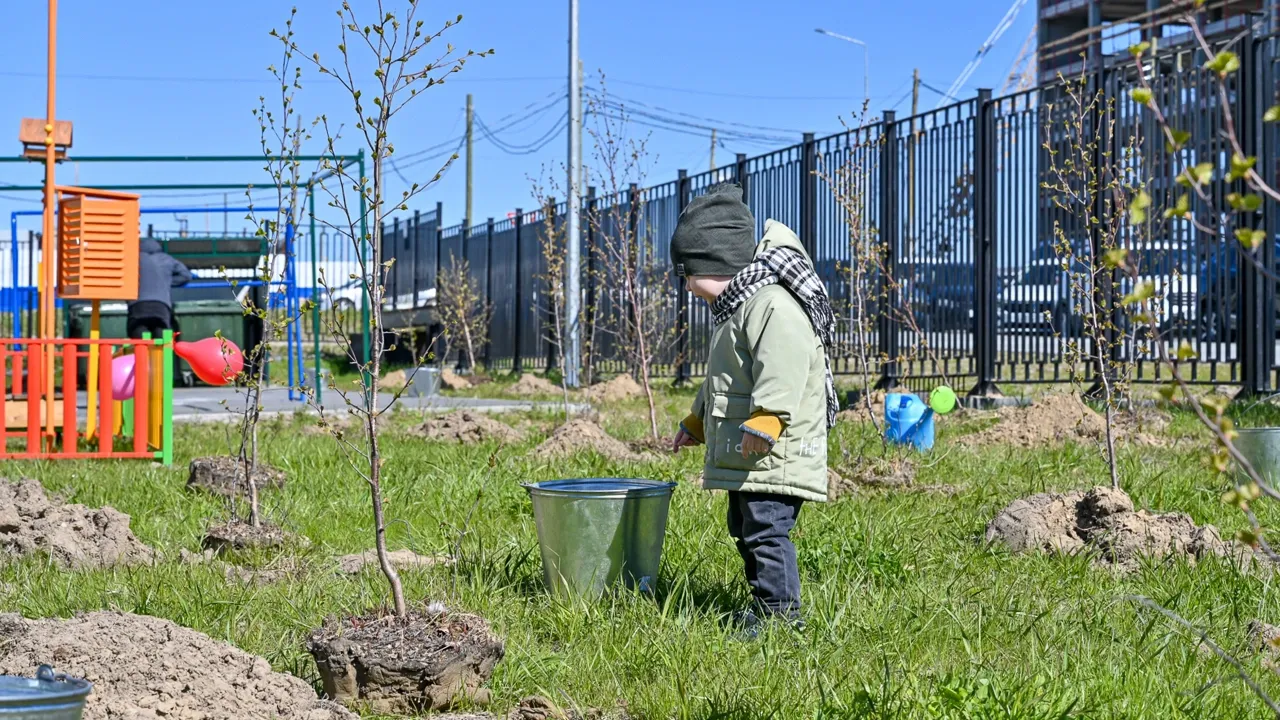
[202,521,291,554]
[0,611,354,720]
[510,373,561,396]
[337,549,452,575]
[985,486,1232,568]
[829,457,917,498]
[187,456,287,498]
[378,369,408,390]
[586,375,644,402]
[962,394,1169,448]
[534,419,652,463]
[413,410,526,445]
[308,607,504,713]
[441,369,472,391]
[0,479,153,569]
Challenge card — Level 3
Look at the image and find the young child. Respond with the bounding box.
[670,182,838,634]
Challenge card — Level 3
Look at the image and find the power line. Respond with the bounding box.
[475,112,568,155]
[0,70,563,85]
[590,100,797,145]
[586,87,833,136]
[918,79,963,104]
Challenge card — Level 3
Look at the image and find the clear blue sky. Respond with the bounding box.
[0,0,1034,237]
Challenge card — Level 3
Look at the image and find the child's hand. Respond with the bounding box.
[740,433,771,458]
[672,428,699,453]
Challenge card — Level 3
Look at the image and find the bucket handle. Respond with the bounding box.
[36,665,58,682]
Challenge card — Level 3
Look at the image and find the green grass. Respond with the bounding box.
[3,389,1280,719]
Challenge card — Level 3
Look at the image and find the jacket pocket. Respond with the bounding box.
[709,393,776,472]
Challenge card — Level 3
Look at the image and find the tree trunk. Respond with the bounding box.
[370,140,407,619]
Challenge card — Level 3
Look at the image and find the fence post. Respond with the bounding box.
[801,133,818,258]
[1239,32,1273,397]
[458,222,471,372]
[485,217,495,372]
[545,199,559,374]
[876,111,901,389]
[411,209,420,306]
[626,184,640,367]
[970,89,1001,398]
[675,170,691,384]
[513,208,524,374]
[391,216,401,306]
[433,207,445,367]
[584,187,597,384]
[735,153,750,209]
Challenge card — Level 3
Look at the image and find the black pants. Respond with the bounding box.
[727,491,804,617]
[127,302,179,340]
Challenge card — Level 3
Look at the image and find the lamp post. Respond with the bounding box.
[815,28,868,109]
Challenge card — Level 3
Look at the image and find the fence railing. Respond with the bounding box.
[377,28,1280,394]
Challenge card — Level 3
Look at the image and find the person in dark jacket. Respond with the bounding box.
[128,238,192,339]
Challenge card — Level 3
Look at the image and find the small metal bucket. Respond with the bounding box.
[0,665,91,719]
[523,478,677,598]
[1234,427,1280,486]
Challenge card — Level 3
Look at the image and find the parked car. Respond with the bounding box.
[1196,236,1280,341]
[901,260,975,332]
[998,242,1197,336]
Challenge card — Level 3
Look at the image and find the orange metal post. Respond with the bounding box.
[0,349,7,448]
[26,342,41,452]
[41,0,59,440]
[98,345,112,455]
[12,354,23,396]
[132,343,149,454]
[61,341,76,453]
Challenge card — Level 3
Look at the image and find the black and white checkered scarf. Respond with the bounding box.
[710,246,839,431]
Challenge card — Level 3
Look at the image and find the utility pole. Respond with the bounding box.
[565,0,582,388]
[578,59,587,193]
[710,129,717,173]
[908,68,919,258]
[465,93,474,228]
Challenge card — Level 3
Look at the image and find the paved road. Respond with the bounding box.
[73,386,579,423]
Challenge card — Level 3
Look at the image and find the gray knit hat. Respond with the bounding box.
[670,182,756,278]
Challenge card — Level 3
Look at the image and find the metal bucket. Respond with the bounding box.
[523,478,677,598]
[1234,427,1280,486]
[0,665,91,719]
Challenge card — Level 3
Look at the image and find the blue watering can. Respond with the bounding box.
[884,386,958,452]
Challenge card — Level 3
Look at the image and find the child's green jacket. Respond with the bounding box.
[681,220,830,503]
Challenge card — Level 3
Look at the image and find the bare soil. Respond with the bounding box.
[534,419,653,463]
[834,388,906,426]
[586,375,644,403]
[441,369,472,390]
[962,394,1170,448]
[179,548,302,587]
[308,607,504,714]
[0,479,153,568]
[187,456,287,498]
[985,486,1233,568]
[0,611,355,719]
[412,411,527,445]
[378,369,408,390]
[202,521,290,555]
[337,549,453,575]
[510,373,561,397]
[509,696,631,720]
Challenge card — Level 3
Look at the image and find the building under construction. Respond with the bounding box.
[1038,0,1274,83]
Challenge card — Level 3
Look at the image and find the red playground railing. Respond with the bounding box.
[1,333,174,463]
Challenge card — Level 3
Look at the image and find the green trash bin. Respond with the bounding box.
[67,290,248,387]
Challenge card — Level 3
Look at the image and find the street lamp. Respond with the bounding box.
[814,28,869,109]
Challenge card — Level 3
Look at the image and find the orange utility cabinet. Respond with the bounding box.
[56,186,140,301]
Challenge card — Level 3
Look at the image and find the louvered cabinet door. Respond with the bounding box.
[58,195,139,301]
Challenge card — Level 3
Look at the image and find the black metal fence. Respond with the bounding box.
[378,29,1280,395]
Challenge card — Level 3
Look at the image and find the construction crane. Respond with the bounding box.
[936,0,1030,109]
[1000,26,1038,96]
